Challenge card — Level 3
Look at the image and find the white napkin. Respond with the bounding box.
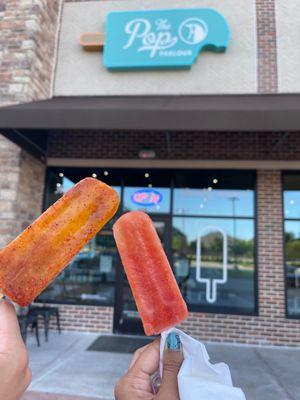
[160,328,246,400]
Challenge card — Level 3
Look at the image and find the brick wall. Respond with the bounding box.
[0,135,45,247]
[256,0,278,93]
[0,0,61,243]
[48,130,300,161]
[0,0,61,106]
[41,304,114,333]
[15,149,45,233]
[0,136,22,247]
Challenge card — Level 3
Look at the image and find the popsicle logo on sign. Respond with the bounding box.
[104,8,229,70]
[131,189,162,206]
[196,226,228,304]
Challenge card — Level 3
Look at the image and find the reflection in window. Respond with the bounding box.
[283,173,300,317]
[174,189,254,217]
[172,217,255,313]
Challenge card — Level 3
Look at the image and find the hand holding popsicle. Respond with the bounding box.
[0,178,119,306]
[115,333,183,400]
[0,299,32,400]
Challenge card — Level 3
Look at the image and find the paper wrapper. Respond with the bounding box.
[160,328,246,400]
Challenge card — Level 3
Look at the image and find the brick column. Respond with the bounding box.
[257,170,285,318]
[0,137,22,247]
[0,135,45,247]
[256,0,278,93]
[0,0,62,106]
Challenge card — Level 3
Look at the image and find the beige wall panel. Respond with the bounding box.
[276,1,300,93]
[54,0,257,96]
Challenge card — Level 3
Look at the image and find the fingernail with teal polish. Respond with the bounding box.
[167,332,181,351]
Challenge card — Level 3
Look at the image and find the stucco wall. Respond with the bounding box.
[54,0,257,96]
[276,1,300,93]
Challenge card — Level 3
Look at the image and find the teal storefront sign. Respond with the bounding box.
[103,8,230,70]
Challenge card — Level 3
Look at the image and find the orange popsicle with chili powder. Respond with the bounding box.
[0,177,119,306]
[113,211,188,335]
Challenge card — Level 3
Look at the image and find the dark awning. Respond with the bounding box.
[1,94,300,131]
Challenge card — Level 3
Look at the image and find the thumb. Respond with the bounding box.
[157,332,183,400]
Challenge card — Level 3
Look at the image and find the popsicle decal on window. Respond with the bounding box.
[80,8,230,70]
[196,227,228,304]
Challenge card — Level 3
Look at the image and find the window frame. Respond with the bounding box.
[282,172,300,319]
[170,170,258,316]
[171,215,258,316]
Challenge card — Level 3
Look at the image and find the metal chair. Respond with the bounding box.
[28,306,61,342]
[18,314,40,346]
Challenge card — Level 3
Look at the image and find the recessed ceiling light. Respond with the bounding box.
[92,173,97,178]
[58,173,64,178]
[104,171,109,176]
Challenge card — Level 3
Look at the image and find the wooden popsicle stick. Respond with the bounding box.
[80,32,105,51]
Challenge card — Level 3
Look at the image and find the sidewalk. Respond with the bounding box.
[22,331,300,400]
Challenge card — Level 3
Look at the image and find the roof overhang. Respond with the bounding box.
[1,94,300,131]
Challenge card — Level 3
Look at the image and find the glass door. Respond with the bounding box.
[114,215,171,335]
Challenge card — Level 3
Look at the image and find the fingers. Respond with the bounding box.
[156,332,183,400]
[0,300,32,400]
[129,343,151,368]
[129,338,160,376]
[115,339,161,399]
[0,299,30,374]
[0,300,24,350]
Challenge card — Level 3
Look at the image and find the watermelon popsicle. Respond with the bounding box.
[0,178,119,306]
[113,211,188,335]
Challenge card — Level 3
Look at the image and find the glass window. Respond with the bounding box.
[172,170,256,314]
[283,173,300,318]
[174,188,254,217]
[172,217,255,313]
